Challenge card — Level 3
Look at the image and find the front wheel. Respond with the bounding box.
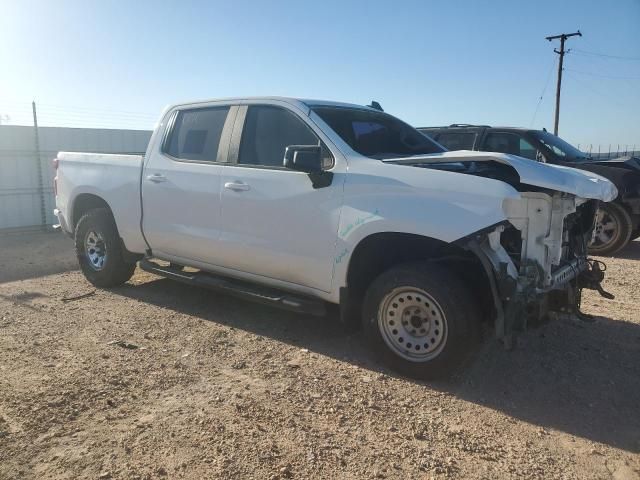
[589,203,633,256]
[74,208,136,287]
[362,263,480,380]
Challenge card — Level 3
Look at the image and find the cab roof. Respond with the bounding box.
[169,96,379,113]
[419,125,534,132]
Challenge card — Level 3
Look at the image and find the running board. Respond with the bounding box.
[139,258,326,317]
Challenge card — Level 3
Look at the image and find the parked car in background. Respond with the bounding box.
[419,125,640,255]
[54,97,616,379]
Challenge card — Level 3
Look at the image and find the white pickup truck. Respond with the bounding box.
[54,97,617,378]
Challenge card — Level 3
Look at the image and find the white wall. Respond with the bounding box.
[0,125,151,230]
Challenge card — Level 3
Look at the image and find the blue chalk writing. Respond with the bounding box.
[335,248,348,264]
[339,209,380,238]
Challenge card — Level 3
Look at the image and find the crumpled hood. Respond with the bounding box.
[384,150,618,202]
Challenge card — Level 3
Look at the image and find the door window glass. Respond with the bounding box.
[239,106,324,167]
[518,138,537,160]
[483,132,537,160]
[435,132,476,151]
[543,142,566,157]
[165,106,230,162]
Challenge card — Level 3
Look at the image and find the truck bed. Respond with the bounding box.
[55,152,147,254]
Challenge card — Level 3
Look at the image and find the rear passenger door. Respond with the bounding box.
[142,104,235,263]
[217,102,344,293]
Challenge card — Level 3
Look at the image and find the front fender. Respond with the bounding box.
[331,163,521,294]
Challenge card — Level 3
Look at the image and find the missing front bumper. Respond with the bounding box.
[468,229,612,345]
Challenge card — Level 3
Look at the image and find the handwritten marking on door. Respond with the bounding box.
[339,209,380,239]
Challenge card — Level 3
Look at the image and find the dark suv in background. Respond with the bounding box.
[419,125,640,255]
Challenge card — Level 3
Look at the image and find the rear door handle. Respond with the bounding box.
[146,173,167,183]
[224,181,250,192]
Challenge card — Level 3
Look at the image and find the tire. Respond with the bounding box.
[362,262,480,380]
[589,202,633,256]
[74,208,136,287]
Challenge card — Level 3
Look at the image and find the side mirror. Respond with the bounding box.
[283,145,323,173]
[536,150,547,163]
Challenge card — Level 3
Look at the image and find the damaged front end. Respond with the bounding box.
[465,191,613,346]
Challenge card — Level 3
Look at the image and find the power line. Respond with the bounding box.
[0,100,158,118]
[564,68,640,80]
[0,108,157,123]
[564,71,628,109]
[0,113,154,129]
[36,103,157,118]
[35,108,157,121]
[38,102,157,114]
[571,48,640,61]
[0,101,157,130]
[530,56,558,127]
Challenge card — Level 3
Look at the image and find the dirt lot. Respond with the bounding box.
[0,232,639,479]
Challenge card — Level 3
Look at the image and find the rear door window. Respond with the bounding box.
[434,132,476,151]
[483,132,537,160]
[165,106,230,162]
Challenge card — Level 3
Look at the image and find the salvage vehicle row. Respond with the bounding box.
[420,124,640,255]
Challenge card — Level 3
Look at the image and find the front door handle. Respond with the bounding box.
[146,173,167,183]
[224,181,250,192]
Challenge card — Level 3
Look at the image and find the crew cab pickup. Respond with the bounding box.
[54,97,617,379]
[419,125,640,255]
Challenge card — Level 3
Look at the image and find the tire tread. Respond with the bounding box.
[362,261,480,380]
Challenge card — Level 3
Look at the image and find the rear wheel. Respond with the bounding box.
[74,208,136,287]
[362,262,480,380]
[589,203,633,256]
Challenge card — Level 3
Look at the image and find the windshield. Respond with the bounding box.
[312,106,445,159]
[533,131,588,161]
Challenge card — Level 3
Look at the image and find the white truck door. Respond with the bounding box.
[218,104,344,293]
[142,105,236,263]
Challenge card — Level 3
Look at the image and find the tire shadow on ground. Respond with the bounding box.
[112,277,640,453]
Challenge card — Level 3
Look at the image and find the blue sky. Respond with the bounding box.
[1,0,638,149]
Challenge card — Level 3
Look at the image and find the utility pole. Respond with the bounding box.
[546,30,582,135]
[32,101,48,230]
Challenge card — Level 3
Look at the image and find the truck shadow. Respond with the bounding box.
[612,238,640,260]
[114,277,640,453]
[0,232,78,284]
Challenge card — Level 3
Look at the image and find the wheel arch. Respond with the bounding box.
[71,193,142,263]
[71,193,114,232]
[339,231,494,328]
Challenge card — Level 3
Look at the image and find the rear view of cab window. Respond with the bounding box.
[166,107,230,162]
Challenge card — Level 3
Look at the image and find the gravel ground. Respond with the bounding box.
[0,234,638,479]
[0,231,77,284]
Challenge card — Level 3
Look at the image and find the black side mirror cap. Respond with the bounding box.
[283,145,323,173]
